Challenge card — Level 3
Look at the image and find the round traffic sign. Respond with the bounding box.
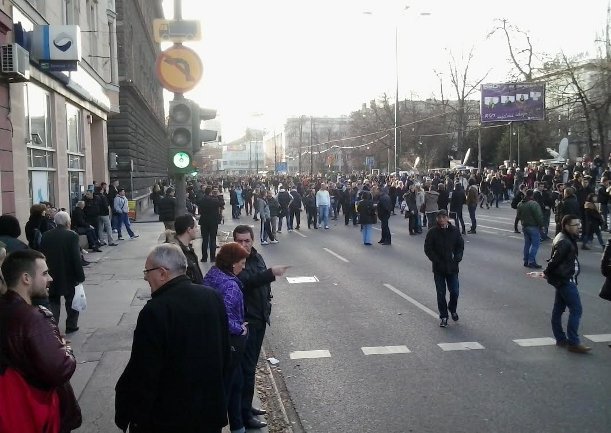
[156,46,203,93]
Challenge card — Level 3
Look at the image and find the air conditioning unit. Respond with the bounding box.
[0,44,30,81]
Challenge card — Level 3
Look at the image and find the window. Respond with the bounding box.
[25,84,56,206]
[66,103,83,154]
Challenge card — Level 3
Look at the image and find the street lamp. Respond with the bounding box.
[364,6,431,176]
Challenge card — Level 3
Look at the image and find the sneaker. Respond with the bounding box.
[130,234,139,239]
[277,230,282,233]
[527,262,542,269]
[325,226,329,229]
[261,240,269,245]
[288,229,293,232]
[439,318,448,328]
[118,237,124,240]
[108,243,119,246]
[451,312,459,322]
[270,240,279,244]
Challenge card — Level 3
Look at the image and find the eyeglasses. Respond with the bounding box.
[143,266,163,274]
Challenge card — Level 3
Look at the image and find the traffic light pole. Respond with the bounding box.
[172,0,186,216]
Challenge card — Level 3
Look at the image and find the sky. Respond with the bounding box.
[161,0,609,141]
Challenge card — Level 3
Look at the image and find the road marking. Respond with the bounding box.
[286,276,319,284]
[323,248,349,263]
[477,215,515,223]
[479,230,497,234]
[438,342,485,351]
[584,334,611,342]
[289,350,331,360]
[383,284,439,319]
[292,230,307,238]
[361,345,411,355]
[513,337,556,347]
[508,235,523,240]
[477,224,515,233]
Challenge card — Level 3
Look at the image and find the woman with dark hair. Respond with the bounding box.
[203,242,250,433]
[24,203,51,250]
[0,214,28,253]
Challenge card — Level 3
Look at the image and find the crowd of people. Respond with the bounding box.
[2,155,611,431]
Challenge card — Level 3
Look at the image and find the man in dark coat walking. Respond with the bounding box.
[115,243,230,433]
[424,209,465,328]
[40,211,85,333]
[197,187,223,262]
[377,188,393,245]
[157,187,177,230]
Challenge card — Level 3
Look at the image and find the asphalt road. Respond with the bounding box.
[253,203,611,433]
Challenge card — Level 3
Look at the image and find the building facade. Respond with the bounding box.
[3,0,120,224]
[107,0,166,211]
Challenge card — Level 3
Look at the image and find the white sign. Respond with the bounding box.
[286,276,319,284]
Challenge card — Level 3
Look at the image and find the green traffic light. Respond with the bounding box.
[172,151,191,169]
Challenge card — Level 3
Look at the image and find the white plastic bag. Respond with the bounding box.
[71,283,87,312]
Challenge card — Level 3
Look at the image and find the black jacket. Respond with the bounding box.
[157,195,176,222]
[237,247,275,329]
[115,276,230,433]
[424,222,464,275]
[40,226,85,298]
[174,238,204,284]
[357,199,377,225]
[377,193,392,219]
[544,231,579,286]
[197,195,222,226]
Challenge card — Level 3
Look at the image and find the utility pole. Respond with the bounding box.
[298,117,303,174]
[310,116,314,176]
[477,124,482,171]
[274,130,277,174]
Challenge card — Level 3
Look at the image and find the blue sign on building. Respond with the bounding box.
[276,162,288,173]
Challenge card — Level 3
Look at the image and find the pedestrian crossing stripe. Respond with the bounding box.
[437,342,485,351]
[289,350,331,359]
[584,334,611,342]
[513,337,556,347]
[361,346,411,355]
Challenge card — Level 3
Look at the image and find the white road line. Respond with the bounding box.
[438,342,485,351]
[383,284,439,319]
[513,337,556,347]
[289,350,332,360]
[477,224,516,233]
[508,235,523,240]
[323,248,349,263]
[584,334,611,343]
[361,346,411,355]
[479,230,497,235]
[477,215,515,222]
[292,230,307,238]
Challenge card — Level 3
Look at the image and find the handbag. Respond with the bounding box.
[0,366,61,433]
[599,277,611,302]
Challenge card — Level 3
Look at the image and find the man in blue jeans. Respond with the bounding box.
[233,225,289,430]
[424,210,465,328]
[517,189,544,268]
[543,214,591,353]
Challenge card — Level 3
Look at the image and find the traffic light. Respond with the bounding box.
[168,98,193,174]
[192,105,218,154]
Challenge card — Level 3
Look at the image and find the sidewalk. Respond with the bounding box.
[69,206,268,432]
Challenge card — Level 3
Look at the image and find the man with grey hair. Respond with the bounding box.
[115,244,230,433]
[40,211,85,333]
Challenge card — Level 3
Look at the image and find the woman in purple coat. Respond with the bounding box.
[203,242,250,433]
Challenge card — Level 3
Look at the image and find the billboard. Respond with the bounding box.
[480,82,545,123]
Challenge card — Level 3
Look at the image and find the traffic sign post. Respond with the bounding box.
[155,45,203,93]
[153,19,201,43]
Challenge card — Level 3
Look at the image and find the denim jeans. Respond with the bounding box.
[551,281,583,345]
[318,205,329,228]
[522,226,541,264]
[361,224,372,244]
[468,205,477,230]
[433,272,459,319]
[117,213,135,238]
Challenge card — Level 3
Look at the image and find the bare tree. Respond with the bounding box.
[488,19,537,81]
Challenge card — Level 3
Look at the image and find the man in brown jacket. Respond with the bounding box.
[0,249,81,432]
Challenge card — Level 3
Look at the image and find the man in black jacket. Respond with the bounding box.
[172,214,203,284]
[424,210,465,328]
[115,244,230,433]
[543,214,591,354]
[197,187,223,262]
[157,188,176,230]
[233,225,288,430]
[40,211,86,333]
[377,188,392,245]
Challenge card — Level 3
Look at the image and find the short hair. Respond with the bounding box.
[215,242,249,273]
[0,214,22,238]
[204,187,212,195]
[564,187,576,197]
[165,187,174,195]
[30,204,47,217]
[174,214,196,235]
[233,224,254,240]
[77,200,85,207]
[2,249,46,288]
[54,211,71,227]
[561,214,580,230]
[147,244,187,275]
[525,189,534,197]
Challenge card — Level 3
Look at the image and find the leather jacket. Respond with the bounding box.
[0,290,82,431]
[544,231,580,285]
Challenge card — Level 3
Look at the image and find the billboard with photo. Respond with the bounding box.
[480,82,545,123]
